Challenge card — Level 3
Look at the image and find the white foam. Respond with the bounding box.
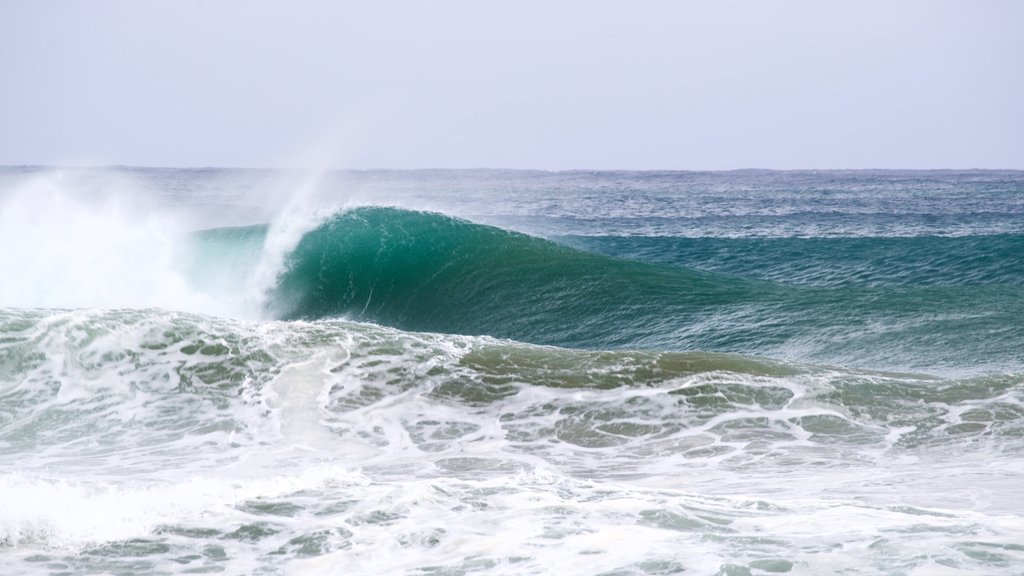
[246,172,333,316]
[0,466,367,551]
[0,170,339,320]
[0,172,243,317]
[262,355,376,460]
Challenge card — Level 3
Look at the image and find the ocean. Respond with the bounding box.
[1,167,1022,575]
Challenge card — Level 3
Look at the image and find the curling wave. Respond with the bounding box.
[177,206,1024,373]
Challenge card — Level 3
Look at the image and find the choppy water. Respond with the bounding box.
[1,167,1023,575]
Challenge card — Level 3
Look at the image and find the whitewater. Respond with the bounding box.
[1,167,1023,575]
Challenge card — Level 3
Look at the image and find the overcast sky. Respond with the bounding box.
[1,1,1021,170]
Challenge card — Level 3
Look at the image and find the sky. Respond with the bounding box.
[1,0,1022,170]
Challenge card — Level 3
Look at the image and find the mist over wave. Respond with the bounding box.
[0,169,327,319]
[0,172,207,312]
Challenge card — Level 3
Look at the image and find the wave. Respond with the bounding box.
[560,234,1024,288]
[260,207,757,349]
[173,206,1024,374]
[1,191,1018,372]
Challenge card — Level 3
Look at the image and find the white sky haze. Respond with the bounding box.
[1,0,1022,169]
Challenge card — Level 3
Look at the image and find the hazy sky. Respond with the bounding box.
[2,1,1022,169]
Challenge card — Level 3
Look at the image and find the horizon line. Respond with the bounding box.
[3,164,1023,173]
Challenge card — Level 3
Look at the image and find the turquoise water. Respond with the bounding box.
[189,206,1024,373]
[1,167,1023,575]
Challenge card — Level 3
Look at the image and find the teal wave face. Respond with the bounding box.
[266,207,753,349]
[560,234,1024,288]
[181,207,1024,373]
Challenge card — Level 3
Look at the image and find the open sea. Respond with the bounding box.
[1,167,1023,575]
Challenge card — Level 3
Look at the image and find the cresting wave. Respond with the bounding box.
[263,207,753,348]
[561,233,1024,288]
[2,186,1020,372]
[185,207,1024,373]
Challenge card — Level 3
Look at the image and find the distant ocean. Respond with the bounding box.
[1,167,1023,575]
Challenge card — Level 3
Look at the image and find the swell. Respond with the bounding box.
[184,207,1023,373]
[558,234,1024,288]
[264,207,758,350]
